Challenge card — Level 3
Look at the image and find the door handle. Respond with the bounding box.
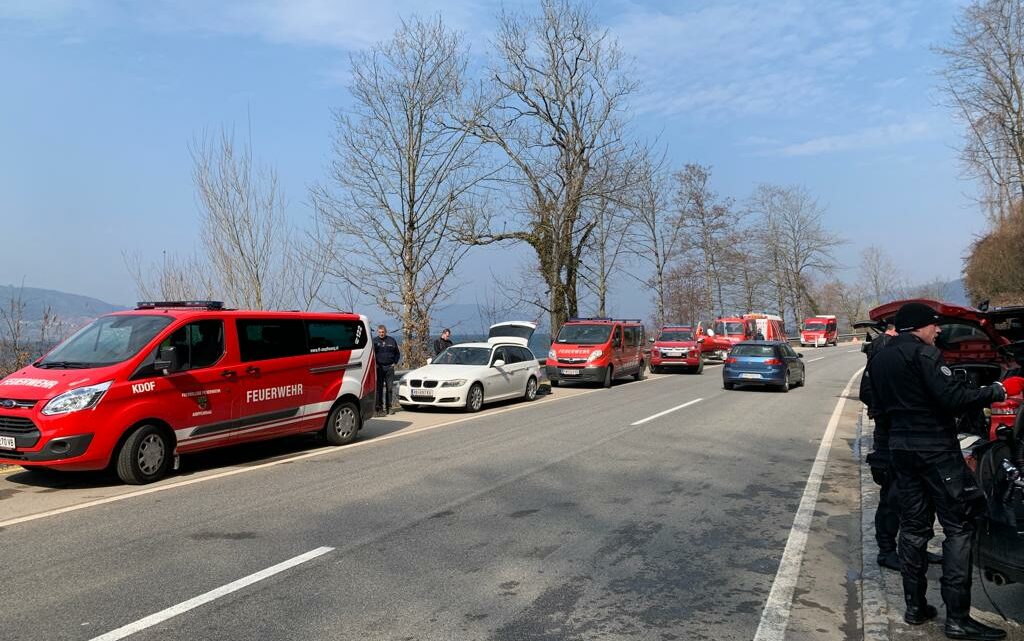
[246,366,260,376]
[221,369,236,378]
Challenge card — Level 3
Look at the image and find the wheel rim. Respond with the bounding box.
[470,386,483,410]
[333,406,357,438]
[526,379,537,400]
[137,434,165,475]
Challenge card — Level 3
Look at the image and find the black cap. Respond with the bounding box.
[894,302,940,333]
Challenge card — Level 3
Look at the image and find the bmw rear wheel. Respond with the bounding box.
[466,383,484,412]
[524,376,538,401]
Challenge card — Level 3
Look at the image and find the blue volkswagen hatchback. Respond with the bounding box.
[722,341,805,392]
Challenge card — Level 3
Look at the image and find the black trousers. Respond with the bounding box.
[376,365,395,410]
[892,449,979,618]
[870,461,900,555]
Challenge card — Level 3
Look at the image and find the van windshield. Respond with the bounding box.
[431,346,491,366]
[556,324,612,344]
[658,330,693,342]
[722,322,744,335]
[804,322,826,331]
[37,315,174,368]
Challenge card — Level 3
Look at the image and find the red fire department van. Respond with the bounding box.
[0,301,376,484]
[800,315,838,347]
[711,314,786,347]
[546,317,646,388]
[650,324,705,374]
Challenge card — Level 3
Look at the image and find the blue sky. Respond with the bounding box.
[0,0,979,320]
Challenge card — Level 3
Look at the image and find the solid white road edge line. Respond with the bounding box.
[752,366,864,641]
[88,546,334,641]
[630,398,703,426]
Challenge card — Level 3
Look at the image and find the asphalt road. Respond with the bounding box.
[0,346,865,641]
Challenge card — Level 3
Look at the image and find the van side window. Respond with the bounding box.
[306,320,368,352]
[237,319,307,362]
[132,320,224,379]
[624,326,635,347]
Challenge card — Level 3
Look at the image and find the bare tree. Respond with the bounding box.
[859,245,902,307]
[729,235,770,314]
[630,155,684,327]
[124,250,213,302]
[0,282,29,376]
[458,0,641,332]
[748,184,843,324]
[579,191,633,317]
[937,0,1024,220]
[663,258,711,326]
[313,16,481,367]
[191,128,302,310]
[676,164,735,319]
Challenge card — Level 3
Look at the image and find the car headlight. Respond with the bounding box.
[652,348,659,356]
[42,381,112,416]
[548,349,556,359]
[586,349,604,363]
[441,379,467,388]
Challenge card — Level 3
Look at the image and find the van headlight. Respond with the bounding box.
[586,350,604,363]
[42,381,113,416]
[548,349,556,359]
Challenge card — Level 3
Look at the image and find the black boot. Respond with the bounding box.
[944,617,1007,640]
[878,551,900,571]
[904,604,938,625]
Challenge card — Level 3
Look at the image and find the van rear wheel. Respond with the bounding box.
[116,424,172,485]
[324,401,360,445]
[633,362,645,381]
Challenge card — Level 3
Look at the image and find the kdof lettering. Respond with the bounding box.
[132,381,156,394]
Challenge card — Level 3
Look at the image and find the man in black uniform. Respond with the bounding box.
[861,322,904,570]
[869,302,1023,640]
[373,325,401,415]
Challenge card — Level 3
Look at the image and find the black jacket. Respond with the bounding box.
[867,333,1005,451]
[432,337,453,356]
[859,332,893,417]
[373,335,401,367]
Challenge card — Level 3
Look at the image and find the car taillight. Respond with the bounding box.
[725,357,737,364]
[763,358,782,365]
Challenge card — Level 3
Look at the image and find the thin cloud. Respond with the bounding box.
[776,119,931,156]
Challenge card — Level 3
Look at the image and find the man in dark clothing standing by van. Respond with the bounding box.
[869,302,1023,640]
[860,322,906,571]
[373,325,401,415]
[432,328,453,357]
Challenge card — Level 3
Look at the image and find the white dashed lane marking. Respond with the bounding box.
[630,398,703,426]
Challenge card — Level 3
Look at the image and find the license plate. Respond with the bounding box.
[664,351,682,357]
[0,435,15,449]
[411,390,434,399]
[560,369,581,376]
[739,373,762,379]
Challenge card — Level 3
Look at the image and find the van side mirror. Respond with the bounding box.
[707,330,715,337]
[154,345,180,375]
[697,337,705,343]
[492,359,506,368]
[648,337,655,343]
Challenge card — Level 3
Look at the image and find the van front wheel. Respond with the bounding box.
[603,367,614,388]
[324,401,360,445]
[116,424,172,485]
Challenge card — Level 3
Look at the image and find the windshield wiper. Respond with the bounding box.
[37,361,93,369]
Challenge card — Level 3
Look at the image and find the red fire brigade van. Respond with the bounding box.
[801,315,838,347]
[710,314,786,348]
[0,301,376,484]
[546,317,646,388]
[650,324,705,374]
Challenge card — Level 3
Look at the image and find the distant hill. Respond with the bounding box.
[0,285,126,335]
